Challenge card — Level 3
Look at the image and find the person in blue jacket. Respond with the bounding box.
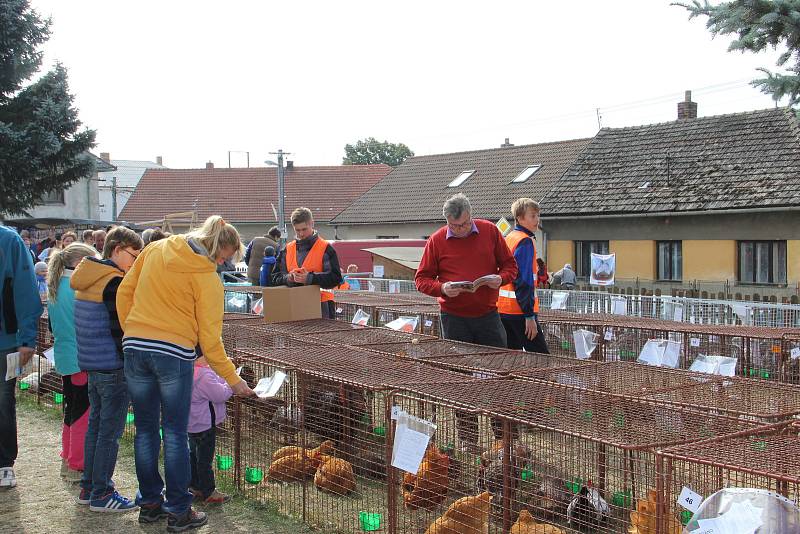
[0,225,44,489]
[259,246,277,287]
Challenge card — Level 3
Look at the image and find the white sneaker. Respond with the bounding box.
[0,467,16,488]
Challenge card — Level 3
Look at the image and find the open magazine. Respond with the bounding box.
[449,274,499,293]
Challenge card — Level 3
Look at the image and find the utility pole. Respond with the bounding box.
[269,149,290,244]
[111,175,117,221]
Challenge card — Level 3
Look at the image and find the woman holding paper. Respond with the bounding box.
[116,216,255,531]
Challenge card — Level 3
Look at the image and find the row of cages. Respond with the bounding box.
[213,344,800,534]
[26,312,800,532]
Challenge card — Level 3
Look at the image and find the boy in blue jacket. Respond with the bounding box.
[0,225,43,489]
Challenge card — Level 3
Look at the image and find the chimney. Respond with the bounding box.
[156,156,163,166]
[100,152,111,163]
[677,90,697,120]
[500,138,514,148]
[286,160,294,169]
[205,161,214,170]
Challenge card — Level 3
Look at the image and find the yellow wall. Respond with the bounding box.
[682,240,737,280]
[546,240,573,271]
[609,240,655,279]
[789,240,800,284]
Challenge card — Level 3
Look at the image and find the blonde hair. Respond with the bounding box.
[185,216,244,262]
[511,197,540,222]
[47,243,98,302]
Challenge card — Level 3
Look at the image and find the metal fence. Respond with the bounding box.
[538,289,800,328]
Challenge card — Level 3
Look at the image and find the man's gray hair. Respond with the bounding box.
[443,193,472,220]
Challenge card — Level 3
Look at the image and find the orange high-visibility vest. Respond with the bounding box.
[286,237,334,302]
[336,280,351,290]
[497,229,539,315]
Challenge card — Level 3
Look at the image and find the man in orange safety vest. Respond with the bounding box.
[272,207,343,318]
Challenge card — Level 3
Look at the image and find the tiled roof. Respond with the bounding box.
[118,165,391,223]
[541,107,800,216]
[331,138,592,224]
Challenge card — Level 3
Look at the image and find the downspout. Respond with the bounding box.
[86,176,91,219]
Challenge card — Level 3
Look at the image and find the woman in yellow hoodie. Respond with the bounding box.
[117,216,255,532]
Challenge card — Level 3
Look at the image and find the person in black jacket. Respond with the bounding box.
[271,208,342,318]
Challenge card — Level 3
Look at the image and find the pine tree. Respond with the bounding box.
[342,137,414,167]
[0,0,96,218]
[676,1,800,105]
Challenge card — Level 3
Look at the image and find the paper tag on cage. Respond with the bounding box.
[236,366,243,376]
[677,486,703,513]
[336,307,343,314]
[604,328,613,341]
[391,406,408,420]
[43,347,55,364]
[791,347,800,360]
[424,320,433,327]
[691,337,701,348]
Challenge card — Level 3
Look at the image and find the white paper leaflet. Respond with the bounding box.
[638,339,681,368]
[573,329,598,360]
[5,352,22,381]
[254,370,287,398]
[391,412,436,475]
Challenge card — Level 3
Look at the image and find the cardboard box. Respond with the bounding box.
[262,285,322,323]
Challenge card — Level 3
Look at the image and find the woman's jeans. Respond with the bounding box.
[124,347,194,515]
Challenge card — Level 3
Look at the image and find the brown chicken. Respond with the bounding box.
[314,457,357,495]
[511,510,566,534]
[423,491,492,534]
[403,444,450,510]
[268,440,334,482]
[628,490,682,534]
[272,440,334,463]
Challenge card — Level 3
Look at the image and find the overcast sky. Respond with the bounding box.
[30,0,785,168]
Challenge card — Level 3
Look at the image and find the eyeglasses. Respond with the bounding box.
[122,248,140,260]
[447,219,473,231]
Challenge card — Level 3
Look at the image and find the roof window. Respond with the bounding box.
[510,165,541,184]
[448,170,475,188]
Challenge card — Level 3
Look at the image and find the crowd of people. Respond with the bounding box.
[0,205,352,532]
[1,196,560,532]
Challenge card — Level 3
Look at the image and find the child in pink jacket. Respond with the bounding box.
[188,356,233,504]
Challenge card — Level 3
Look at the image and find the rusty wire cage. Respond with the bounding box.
[656,422,800,532]
[313,327,434,346]
[364,339,508,360]
[420,350,593,378]
[783,333,800,383]
[374,305,443,337]
[31,312,62,408]
[540,311,800,382]
[228,342,475,534]
[390,379,758,534]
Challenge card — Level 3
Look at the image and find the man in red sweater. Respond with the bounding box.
[415,193,518,348]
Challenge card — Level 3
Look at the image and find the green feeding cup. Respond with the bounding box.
[126,413,135,424]
[18,381,30,391]
[216,454,233,471]
[359,512,381,531]
[612,490,632,507]
[520,469,533,482]
[54,392,64,404]
[681,510,692,525]
[373,426,386,437]
[566,477,584,494]
[245,467,263,484]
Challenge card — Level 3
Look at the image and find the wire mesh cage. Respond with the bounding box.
[656,423,800,532]
[539,311,800,382]
[513,361,705,397]
[230,343,475,534]
[224,286,263,313]
[391,379,759,534]
[375,305,443,337]
[642,375,800,424]
[422,351,592,378]
[314,327,434,346]
[365,339,508,360]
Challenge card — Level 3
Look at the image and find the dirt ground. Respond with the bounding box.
[0,396,319,534]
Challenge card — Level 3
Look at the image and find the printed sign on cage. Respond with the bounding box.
[589,253,615,286]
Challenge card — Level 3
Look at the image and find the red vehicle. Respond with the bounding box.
[330,239,426,273]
